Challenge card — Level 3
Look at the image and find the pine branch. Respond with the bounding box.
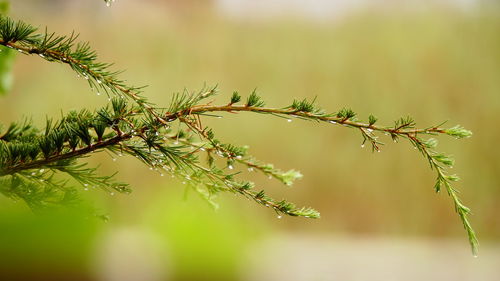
[407,135,478,256]
[166,92,477,253]
[0,15,170,128]
[168,103,448,137]
[0,98,319,218]
[0,14,477,254]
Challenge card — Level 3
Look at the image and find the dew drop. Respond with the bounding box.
[112,158,116,161]
[182,181,186,185]
[39,169,45,173]
[287,119,292,123]
[38,54,45,58]
[361,144,365,148]
[160,173,164,177]
[367,128,374,133]
[97,79,102,84]
[228,165,234,170]
[277,215,282,219]
[236,155,242,159]
[97,92,101,96]
[248,167,254,172]
[110,192,115,196]
[84,187,89,191]
[328,120,337,124]
[31,172,36,176]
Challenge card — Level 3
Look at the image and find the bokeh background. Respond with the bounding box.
[0,0,499,280]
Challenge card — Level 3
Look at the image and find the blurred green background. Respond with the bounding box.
[0,0,499,280]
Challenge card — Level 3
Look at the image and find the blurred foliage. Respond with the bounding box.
[0,1,15,96]
[144,190,265,281]
[0,204,99,280]
[0,45,15,95]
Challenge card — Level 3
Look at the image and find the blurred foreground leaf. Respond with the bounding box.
[0,1,8,14]
[0,1,14,96]
[0,46,15,96]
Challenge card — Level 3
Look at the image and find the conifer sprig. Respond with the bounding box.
[0,98,319,219]
[408,135,478,255]
[0,14,476,253]
[164,92,476,253]
[0,15,169,128]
